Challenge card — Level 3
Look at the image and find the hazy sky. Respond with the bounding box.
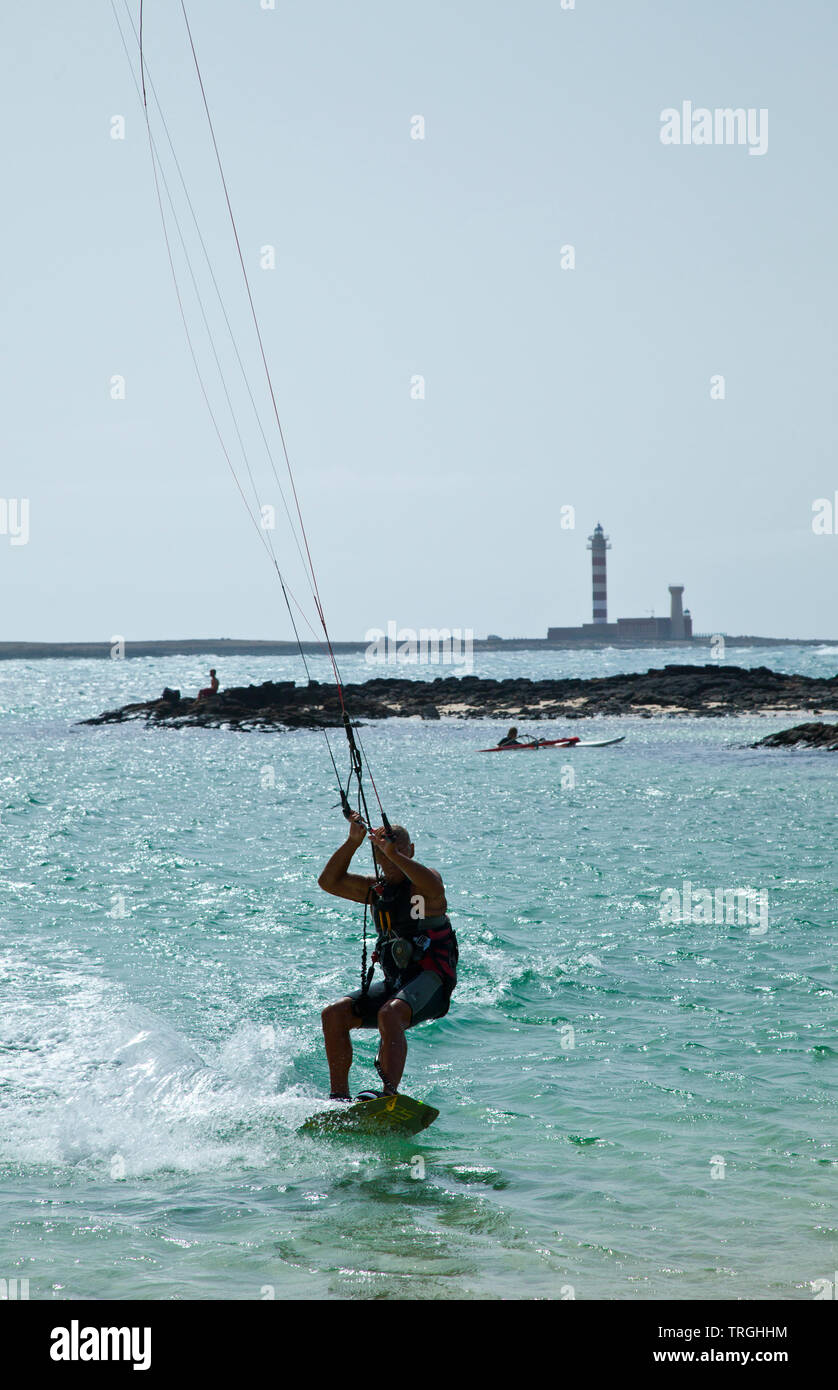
[2,0,836,642]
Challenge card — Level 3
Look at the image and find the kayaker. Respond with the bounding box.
[498,726,524,747]
[318,813,458,1100]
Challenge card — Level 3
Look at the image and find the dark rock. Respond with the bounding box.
[80,664,838,733]
[752,722,838,750]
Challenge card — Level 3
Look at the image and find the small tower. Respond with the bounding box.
[669,585,685,639]
[587,523,611,624]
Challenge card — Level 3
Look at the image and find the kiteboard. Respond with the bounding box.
[478,735,626,751]
[300,1093,439,1137]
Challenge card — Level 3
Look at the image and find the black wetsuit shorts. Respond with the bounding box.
[348,970,450,1028]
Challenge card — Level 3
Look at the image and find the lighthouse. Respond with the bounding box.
[547,523,695,642]
[587,523,610,624]
[668,585,685,639]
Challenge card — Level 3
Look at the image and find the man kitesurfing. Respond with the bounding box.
[131,1,450,1132]
[318,814,458,1101]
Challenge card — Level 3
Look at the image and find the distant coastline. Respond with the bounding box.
[1,636,836,661]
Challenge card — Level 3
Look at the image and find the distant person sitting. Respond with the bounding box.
[196,668,219,701]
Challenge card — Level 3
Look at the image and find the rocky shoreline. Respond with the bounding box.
[751,721,838,751]
[79,663,838,732]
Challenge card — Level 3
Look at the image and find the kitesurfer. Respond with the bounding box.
[318,814,457,1100]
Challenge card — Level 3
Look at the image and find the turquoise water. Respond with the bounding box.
[1,652,836,1300]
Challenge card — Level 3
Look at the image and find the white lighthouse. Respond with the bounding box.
[668,585,685,639]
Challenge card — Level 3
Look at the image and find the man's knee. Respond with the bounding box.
[321,998,356,1031]
[378,998,411,1032]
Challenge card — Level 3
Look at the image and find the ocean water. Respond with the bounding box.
[0,652,836,1301]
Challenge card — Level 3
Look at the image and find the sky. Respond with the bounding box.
[1,0,836,642]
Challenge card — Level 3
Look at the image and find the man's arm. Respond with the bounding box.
[318,815,375,904]
[369,831,447,914]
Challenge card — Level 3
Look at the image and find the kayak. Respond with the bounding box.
[479,737,579,751]
[479,736,625,752]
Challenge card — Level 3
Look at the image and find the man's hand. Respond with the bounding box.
[369,825,395,858]
[346,810,367,845]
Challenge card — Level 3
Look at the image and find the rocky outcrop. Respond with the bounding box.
[751,721,838,750]
[79,664,838,732]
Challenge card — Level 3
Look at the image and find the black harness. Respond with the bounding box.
[368,878,458,991]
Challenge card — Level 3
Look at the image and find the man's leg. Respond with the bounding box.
[321,998,365,1097]
[376,999,412,1093]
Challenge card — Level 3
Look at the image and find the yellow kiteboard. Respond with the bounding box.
[300,1093,439,1137]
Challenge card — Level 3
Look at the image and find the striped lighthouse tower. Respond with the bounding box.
[587,523,611,624]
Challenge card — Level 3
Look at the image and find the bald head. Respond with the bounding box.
[388,824,412,852]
